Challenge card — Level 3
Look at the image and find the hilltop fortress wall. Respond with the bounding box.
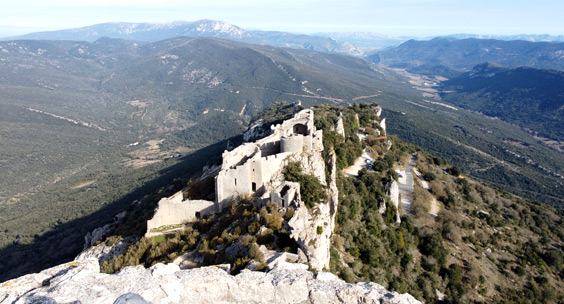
[146,109,323,234]
[215,109,322,212]
[146,192,215,236]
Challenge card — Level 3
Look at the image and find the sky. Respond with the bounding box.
[1,0,563,37]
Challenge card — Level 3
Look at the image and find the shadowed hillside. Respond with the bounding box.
[440,63,564,141]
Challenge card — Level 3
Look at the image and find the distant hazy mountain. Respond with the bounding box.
[313,32,411,49]
[2,20,242,42]
[1,20,365,56]
[371,37,564,77]
[443,33,564,42]
[440,62,564,140]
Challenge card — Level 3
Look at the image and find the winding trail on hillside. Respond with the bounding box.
[345,148,440,217]
[398,154,416,214]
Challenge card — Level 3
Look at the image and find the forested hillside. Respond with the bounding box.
[440,63,564,141]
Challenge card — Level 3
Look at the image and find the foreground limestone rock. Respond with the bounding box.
[0,259,421,304]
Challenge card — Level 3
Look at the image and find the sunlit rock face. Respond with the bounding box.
[0,259,421,304]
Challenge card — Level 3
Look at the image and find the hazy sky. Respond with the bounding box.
[1,0,563,37]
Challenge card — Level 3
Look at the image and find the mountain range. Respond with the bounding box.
[371,37,564,77]
[1,20,365,56]
[7,20,564,63]
[442,33,564,42]
[2,33,564,251]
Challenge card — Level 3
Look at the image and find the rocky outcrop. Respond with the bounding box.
[384,139,393,151]
[0,259,421,304]
[284,145,336,271]
[83,211,127,250]
[379,117,387,134]
[385,180,401,223]
[288,201,334,271]
[75,237,137,267]
[243,120,272,142]
[335,114,345,138]
[374,106,383,117]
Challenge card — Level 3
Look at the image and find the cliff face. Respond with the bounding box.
[286,150,337,271]
[0,258,421,304]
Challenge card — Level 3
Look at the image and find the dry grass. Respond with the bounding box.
[412,182,434,217]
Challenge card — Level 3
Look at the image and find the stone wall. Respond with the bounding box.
[221,144,260,169]
[146,192,214,235]
[215,151,294,212]
[215,109,322,212]
[270,181,300,208]
[281,135,304,153]
[145,108,332,270]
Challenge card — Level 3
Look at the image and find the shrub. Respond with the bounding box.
[412,185,433,218]
[198,239,216,265]
[257,228,274,244]
[448,166,461,176]
[317,226,323,235]
[265,212,284,230]
[513,265,526,276]
[423,172,436,181]
[419,233,448,266]
[284,162,327,208]
[232,257,249,275]
[249,242,264,261]
[248,221,260,235]
[442,221,461,243]
[284,207,295,220]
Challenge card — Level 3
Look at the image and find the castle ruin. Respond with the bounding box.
[146,109,323,234]
[215,109,323,212]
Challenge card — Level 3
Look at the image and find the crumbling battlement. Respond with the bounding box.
[215,109,323,212]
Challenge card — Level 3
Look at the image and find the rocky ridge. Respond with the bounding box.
[0,258,420,304]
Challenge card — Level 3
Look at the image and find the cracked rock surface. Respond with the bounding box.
[1,259,420,304]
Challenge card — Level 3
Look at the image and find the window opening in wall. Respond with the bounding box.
[235,178,237,186]
[293,123,307,135]
[252,182,257,192]
[195,212,201,220]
